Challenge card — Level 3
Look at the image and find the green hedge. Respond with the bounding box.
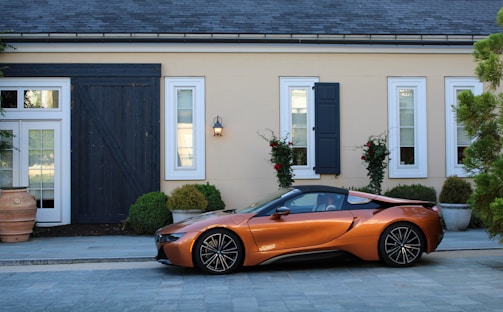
[384,184,437,202]
[128,192,172,235]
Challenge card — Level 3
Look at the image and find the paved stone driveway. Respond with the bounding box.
[0,250,502,312]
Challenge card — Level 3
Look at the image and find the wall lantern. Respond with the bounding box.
[212,115,224,136]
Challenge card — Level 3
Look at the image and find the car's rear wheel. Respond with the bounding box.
[379,222,424,267]
[194,228,243,274]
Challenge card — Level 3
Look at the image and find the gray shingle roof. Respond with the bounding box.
[1,0,502,41]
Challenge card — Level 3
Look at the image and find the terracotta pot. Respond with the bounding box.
[0,187,37,243]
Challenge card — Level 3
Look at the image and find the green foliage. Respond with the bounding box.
[454,7,503,238]
[348,185,375,193]
[195,182,225,212]
[128,192,172,235]
[384,184,437,202]
[167,184,208,211]
[439,176,473,204]
[260,129,294,188]
[0,33,14,155]
[360,133,389,194]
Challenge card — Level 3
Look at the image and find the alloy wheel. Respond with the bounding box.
[195,229,243,274]
[380,223,424,267]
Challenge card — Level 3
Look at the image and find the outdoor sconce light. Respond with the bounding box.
[212,115,224,136]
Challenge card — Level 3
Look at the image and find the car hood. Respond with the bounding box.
[156,210,252,233]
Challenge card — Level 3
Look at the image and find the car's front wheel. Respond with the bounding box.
[194,228,243,274]
[379,222,424,267]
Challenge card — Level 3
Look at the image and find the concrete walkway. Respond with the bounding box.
[0,229,500,266]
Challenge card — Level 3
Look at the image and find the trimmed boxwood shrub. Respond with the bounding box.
[167,184,208,211]
[384,184,437,202]
[195,182,225,212]
[128,191,172,235]
[439,176,472,204]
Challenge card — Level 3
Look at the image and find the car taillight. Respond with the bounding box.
[431,205,439,213]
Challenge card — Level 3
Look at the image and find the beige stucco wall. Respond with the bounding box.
[0,44,481,209]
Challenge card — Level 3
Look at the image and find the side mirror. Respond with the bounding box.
[270,206,290,220]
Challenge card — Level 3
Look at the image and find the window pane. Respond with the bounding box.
[457,146,467,165]
[399,108,414,127]
[28,129,55,209]
[399,89,414,108]
[0,150,13,188]
[400,128,414,146]
[176,89,194,168]
[399,89,415,165]
[291,88,307,166]
[293,147,307,166]
[24,90,59,108]
[457,127,470,145]
[177,89,193,109]
[1,90,17,108]
[400,147,415,165]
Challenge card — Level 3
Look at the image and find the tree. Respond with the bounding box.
[455,7,503,239]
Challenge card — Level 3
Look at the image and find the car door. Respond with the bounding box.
[247,192,355,252]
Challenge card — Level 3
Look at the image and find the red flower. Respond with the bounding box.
[361,155,366,160]
[366,142,371,147]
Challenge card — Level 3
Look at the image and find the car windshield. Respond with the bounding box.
[236,188,298,214]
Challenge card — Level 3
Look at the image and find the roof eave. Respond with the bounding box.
[0,33,489,45]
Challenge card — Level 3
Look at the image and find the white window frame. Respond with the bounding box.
[388,77,428,178]
[0,77,71,226]
[445,77,483,177]
[280,77,319,179]
[165,77,205,180]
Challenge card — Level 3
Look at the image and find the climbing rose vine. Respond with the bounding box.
[260,130,294,188]
[361,134,390,194]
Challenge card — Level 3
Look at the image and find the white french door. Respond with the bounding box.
[0,78,71,225]
[1,121,63,223]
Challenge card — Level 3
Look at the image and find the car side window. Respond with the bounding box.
[282,192,345,213]
[282,193,318,214]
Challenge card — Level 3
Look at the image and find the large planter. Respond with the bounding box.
[0,187,37,243]
[440,203,472,231]
[172,209,201,223]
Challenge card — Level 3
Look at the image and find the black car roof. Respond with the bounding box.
[292,185,349,195]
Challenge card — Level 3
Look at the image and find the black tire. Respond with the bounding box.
[379,222,425,267]
[193,228,244,274]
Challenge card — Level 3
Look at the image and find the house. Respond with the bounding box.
[0,0,502,226]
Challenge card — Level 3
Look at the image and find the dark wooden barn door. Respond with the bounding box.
[72,76,160,223]
[2,64,161,224]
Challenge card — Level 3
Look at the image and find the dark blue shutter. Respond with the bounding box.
[314,83,340,174]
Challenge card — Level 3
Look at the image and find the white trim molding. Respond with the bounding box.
[388,77,428,178]
[445,77,483,177]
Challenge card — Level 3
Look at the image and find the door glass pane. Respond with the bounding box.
[0,131,14,187]
[291,88,307,166]
[176,89,193,167]
[28,129,55,209]
[24,90,59,109]
[1,90,18,108]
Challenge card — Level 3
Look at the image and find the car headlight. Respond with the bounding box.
[155,233,185,244]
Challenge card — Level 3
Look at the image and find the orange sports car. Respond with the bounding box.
[155,185,444,274]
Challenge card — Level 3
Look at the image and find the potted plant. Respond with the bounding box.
[167,184,208,223]
[439,176,473,231]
